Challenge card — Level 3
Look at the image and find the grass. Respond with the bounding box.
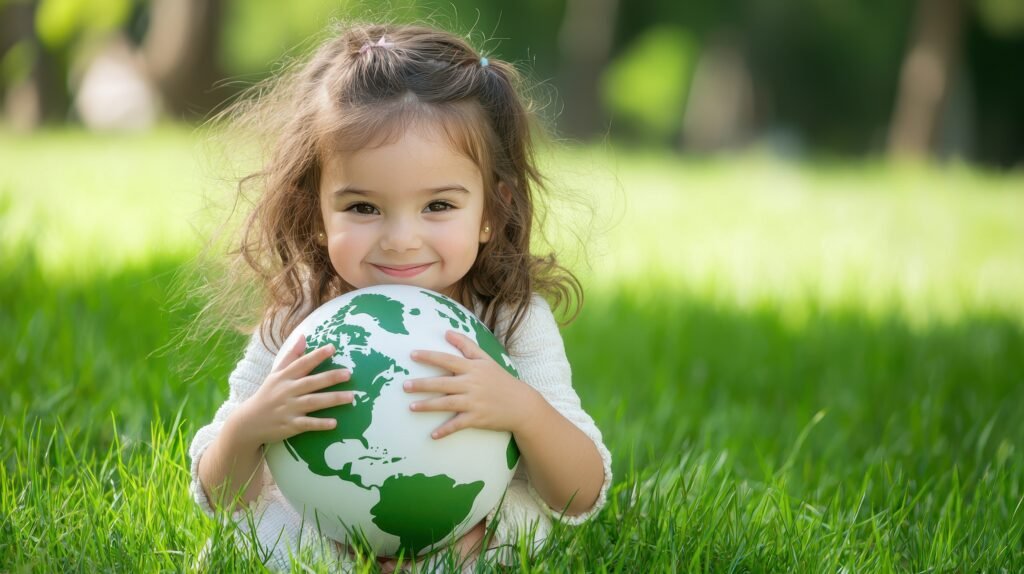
[2,127,1023,571]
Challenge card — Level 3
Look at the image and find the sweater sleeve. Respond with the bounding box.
[188,330,278,517]
[504,294,613,525]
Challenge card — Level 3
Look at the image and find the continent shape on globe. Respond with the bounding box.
[278,290,521,554]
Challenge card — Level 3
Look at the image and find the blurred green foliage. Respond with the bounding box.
[0,40,32,84]
[601,26,695,144]
[220,0,346,78]
[978,0,1024,37]
[2,0,1023,161]
[35,0,132,48]
[219,0,567,85]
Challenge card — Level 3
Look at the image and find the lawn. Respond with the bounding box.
[2,127,1023,571]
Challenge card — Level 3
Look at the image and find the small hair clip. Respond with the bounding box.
[359,35,395,55]
[479,57,489,68]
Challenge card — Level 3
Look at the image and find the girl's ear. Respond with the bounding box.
[480,181,511,244]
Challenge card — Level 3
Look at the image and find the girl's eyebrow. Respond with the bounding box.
[333,185,470,197]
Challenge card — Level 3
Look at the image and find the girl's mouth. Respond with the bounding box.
[372,263,433,278]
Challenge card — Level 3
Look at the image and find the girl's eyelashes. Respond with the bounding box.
[342,201,456,215]
[425,200,455,213]
[345,202,379,215]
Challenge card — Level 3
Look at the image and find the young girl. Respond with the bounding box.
[189,21,612,572]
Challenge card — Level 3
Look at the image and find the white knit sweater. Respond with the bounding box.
[188,293,612,567]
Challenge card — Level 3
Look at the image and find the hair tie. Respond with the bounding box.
[479,57,489,68]
[359,36,395,55]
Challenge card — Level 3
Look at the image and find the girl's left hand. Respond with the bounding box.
[406,330,539,439]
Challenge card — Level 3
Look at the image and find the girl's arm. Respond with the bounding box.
[506,295,612,519]
[399,294,617,521]
[512,389,606,516]
[190,330,353,515]
[196,409,267,513]
[189,333,276,516]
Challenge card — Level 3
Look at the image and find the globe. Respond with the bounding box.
[264,284,521,557]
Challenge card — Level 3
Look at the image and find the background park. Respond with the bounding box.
[2,0,1024,571]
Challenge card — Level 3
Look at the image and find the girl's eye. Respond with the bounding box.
[425,201,454,213]
[345,203,379,215]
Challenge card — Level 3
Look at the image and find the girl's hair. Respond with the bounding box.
[201,20,582,350]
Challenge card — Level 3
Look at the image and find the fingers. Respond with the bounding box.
[411,331,492,371]
[279,342,337,378]
[410,349,465,374]
[274,333,307,372]
[409,394,466,413]
[296,367,350,394]
[403,376,462,394]
[298,390,356,413]
[431,413,470,439]
[445,330,488,360]
[295,415,337,432]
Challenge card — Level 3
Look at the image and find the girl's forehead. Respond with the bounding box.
[318,101,492,177]
[319,126,484,193]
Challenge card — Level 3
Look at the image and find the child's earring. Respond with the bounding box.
[317,231,327,245]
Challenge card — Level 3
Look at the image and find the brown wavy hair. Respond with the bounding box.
[196,19,582,351]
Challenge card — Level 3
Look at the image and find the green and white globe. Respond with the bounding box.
[265,284,521,557]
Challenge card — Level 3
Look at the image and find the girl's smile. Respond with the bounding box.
[371,262,434,277]
[318,121,494,295]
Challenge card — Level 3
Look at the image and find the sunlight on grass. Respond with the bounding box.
[4,129,1022,324]
[547,145,1024,324]
[0,126,225,275]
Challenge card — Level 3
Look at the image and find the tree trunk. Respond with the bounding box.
[1,0,68,129]
[680,30,755,153]
[142,0,226,120]
[887,0,964,159]
[556,0,619,140]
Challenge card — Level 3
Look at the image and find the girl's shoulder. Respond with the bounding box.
[473,290,554,325]
[479,293,562,354]
[253,300,317,356]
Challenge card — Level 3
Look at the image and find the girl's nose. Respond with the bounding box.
[380,217,423,252]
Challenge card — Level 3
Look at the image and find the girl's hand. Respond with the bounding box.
[229,335,355,448]
[405,331,540,439]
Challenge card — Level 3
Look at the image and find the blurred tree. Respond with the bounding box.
[599,0,739,147]
[888,0,965,159]
[681,29,753,153]
[556,0,618,140]
[1,0,74,127]
[1,0,57,129]
[743,0,912,154]
[142,0,226,119]
[1,0,139,128]
[4,0,1020,164]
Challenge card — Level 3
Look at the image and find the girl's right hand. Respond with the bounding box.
[228,335,354,448]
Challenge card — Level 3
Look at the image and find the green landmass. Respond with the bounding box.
[348,293,410,335]
[283,294,412,487]
[370,473,485,555]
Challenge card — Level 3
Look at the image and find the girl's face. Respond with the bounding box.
[318,124,492,297]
